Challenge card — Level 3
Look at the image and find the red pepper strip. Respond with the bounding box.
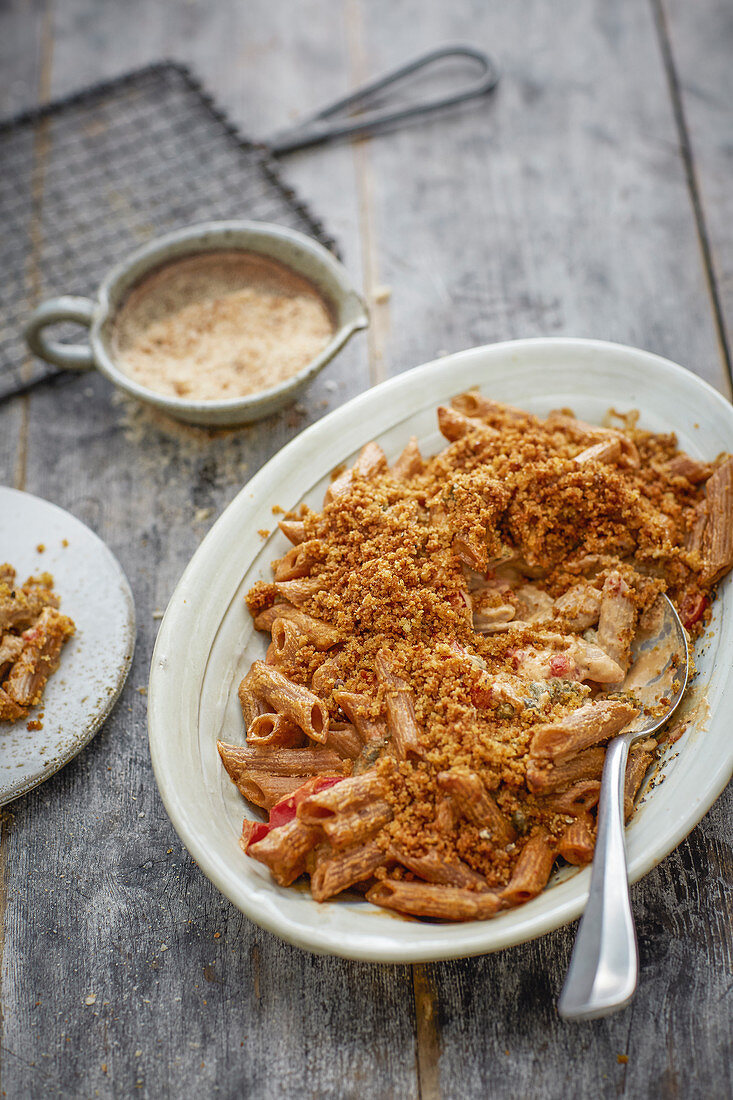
[241,820,269,849]
[242,775,343,853]
[679,593,709,630]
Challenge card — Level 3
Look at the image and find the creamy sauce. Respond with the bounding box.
[111,251,335,402]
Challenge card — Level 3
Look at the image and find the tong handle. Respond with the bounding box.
[268,44,499,155]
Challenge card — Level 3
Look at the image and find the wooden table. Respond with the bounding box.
[1,2,731,1097]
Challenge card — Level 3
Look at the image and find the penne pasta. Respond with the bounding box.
[324,442,387,505]
[274,576,326,606]
[246,713,306,749]
[277,519,307,545]
[374,650,423,761]
[500,829,556,906]
[320,799,393,849]
[244,661,330,741]
[557,815,595,865]
[529,700,639,765]
[596,571,637,675]
[310,841,387,902]
[624,747,654,821]
[236,773,309,811]
[297,770,384,822]
[537,779,602,815]
[254,604,340,650]
[333,690,387,743]
[391,436,425,480]
[268,617,307,667]
[247,818,322,886]
[217,740,348,783]
[437,768,516,847]
[322,722,363,760]
[271,539,322,581]
[527,747,607,795]
[388,843,488,889]
[437,405,498,442]
[365,881,502,921]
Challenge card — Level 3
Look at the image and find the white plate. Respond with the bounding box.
[148,338,733,962]
[0,488,135,806]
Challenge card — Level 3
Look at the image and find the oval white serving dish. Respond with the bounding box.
[148,338,733,962]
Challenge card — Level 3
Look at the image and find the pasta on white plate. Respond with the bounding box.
[218,392,733,921]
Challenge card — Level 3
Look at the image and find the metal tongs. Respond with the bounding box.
[267,45,499,155]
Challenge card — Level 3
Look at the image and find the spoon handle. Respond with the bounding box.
[558,734,638,1020]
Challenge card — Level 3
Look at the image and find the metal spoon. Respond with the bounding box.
[558,594,689,1021]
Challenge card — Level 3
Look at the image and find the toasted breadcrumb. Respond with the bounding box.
[238,399,731,896]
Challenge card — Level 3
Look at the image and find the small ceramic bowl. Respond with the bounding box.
[24,221,369,426]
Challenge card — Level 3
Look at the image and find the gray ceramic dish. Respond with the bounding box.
[24,221,369,426]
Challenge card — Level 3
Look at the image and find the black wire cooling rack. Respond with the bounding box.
[0,61,338,403]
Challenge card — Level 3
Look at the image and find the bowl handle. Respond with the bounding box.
[24,296,96,371]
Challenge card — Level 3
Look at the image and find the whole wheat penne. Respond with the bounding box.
[333,690,386,743]
[366,881,502,921]
[500,828,556,906]
[0,584,60,634]
[545,412,640,467]
[217,740,348,782]
[238,664,272,726]
[624,748,653,821]
[450,392,530,423]
[297,771,384,822]
[573,438,622,465]
[437,768,516,847]
[246,661,329,741]
[700,457,733,584]
[247,819,322,886]
[237,773,310,810]
[5,607,75,706]
[311,658,342,694]
[388,843,488,889]
[537,779,602,815]
[0,686,26,722]
[529,700,638,764]
[277,519,307,545]
[435,795,459,833]
[557,815,595,865]
[254,605,340,650]
[375,650,423,760]
[437,406,498,442]
[666,454,713,484]
[323,722,363,760]
[324,442,387,505]
[553,583,602,630]
[391,436,424,480]
[596,572,637,674]
[310,841,387,902]
[271,539,322,581]
[527,747,607,794]
[274,577,325,606]
[321,799,393,849]
[267,618,307,668]
[246,713,306,749]
[0,634,24,679]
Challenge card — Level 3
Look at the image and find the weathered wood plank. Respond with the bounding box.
[352,0,733,1096]
[355,0,730,398]
[658,0,733,384]
[0,2,415,1099]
